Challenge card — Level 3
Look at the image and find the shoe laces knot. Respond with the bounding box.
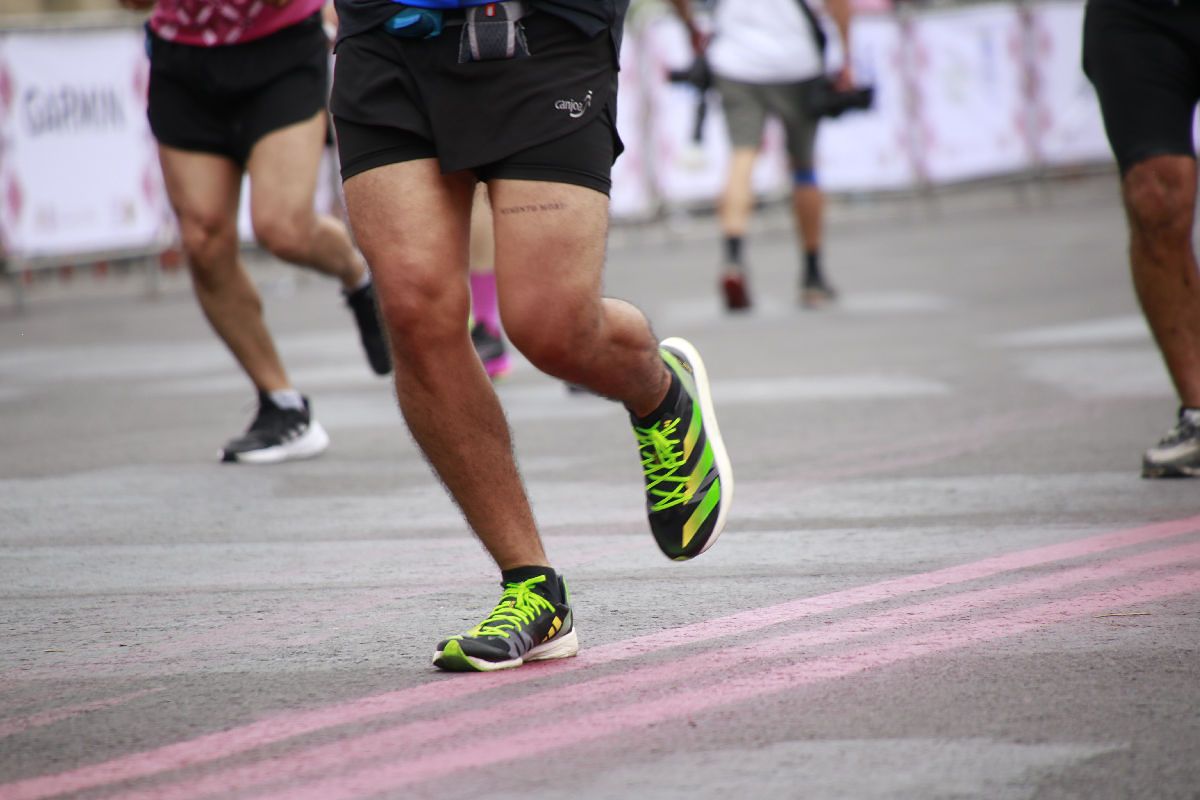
[469,576,555,639]
[635,417,690,511]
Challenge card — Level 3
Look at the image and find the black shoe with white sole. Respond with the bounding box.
[1142,408,1200,478]
[220,392,330,464]
[345,282,392,376]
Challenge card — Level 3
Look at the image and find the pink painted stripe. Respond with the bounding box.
[0,689,164,740]
[120,540,1200,800]
[256,570,1200,800]
[3,515,1196,800]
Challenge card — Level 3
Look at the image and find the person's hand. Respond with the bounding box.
[686,23,710,55]
[118,0,156,10]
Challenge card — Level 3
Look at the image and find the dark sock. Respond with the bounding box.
[632,369,682,427]
[724,236,744,267]
[500,566,561,602]
[803,250,822,285]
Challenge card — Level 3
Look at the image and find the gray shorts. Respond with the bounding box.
[714,76,821,169]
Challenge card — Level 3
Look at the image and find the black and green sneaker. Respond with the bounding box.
[433,575,578,672]
[632,337,733,561]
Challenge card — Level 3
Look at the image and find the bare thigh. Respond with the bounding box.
[487,179,609,329]
[246,111,327,239]
[157,144,242,262]
[343,159,476,340]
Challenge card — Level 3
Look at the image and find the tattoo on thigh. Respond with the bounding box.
[497,201,566,216]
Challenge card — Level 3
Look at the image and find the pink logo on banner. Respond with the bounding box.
[6,173,23,223]
[0,60,13,117]
[132,59,149,105]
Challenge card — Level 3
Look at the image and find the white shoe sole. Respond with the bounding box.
[660,336,734,558]
[222,421,330,465]
[433,628,580,672]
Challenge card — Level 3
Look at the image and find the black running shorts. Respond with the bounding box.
[1083,0,1200,174]
[330,11,622,194]
[146,14,329,166]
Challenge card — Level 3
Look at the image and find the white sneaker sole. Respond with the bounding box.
[433,628,580,672]
[222,421,330,465]
[660,336,734,558]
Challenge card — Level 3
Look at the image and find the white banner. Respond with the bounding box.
[1028,1,1111,167]
[910,4,1033,183]
[609,29,656,220]
[816,14,917,192]
[0,28,171,259]
[0,3,1115,265]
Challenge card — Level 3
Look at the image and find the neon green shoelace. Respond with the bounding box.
[634,417,690,512]
[467,576,555,639]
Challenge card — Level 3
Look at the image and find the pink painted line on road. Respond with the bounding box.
[0,689,165,741]
[256,569,1200,800]
[113,540,1200,800]
[3,514,1196,800]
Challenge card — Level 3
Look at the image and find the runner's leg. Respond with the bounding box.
[158,145,291,393]
[247,110,368,291]
[343,160,549,570]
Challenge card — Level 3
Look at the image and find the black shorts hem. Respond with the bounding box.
[479,164,611,196]
[338,138,437,182]
[147,14,329,166]
[1119,146,1197,176]
[153,103,325,166]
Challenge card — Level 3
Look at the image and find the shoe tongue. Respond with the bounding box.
[1181,408,1200,426]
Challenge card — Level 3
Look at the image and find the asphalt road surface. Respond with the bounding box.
[1,175,1198,800]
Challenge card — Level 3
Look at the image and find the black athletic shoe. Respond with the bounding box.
[800,277,838,309]
[1142,408,1200,478]
[220,391,330,464]
[345,282,392,376]
[632,337,733,561]
[433,575,578,672]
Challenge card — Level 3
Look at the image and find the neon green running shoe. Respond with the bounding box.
[433,575,578,672]
[633,337,734,561]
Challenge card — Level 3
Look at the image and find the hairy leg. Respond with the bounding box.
[344,162,547,569]
[1123,155,1200,406]
[488,180,669,415]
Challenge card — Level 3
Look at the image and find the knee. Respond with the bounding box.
[178,213,238,287]
[253,211,314,265]
[1123,159,1194,242]
[504,296,596,378]
[374,261,469,352]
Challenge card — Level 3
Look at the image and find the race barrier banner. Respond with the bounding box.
[908,3,1032,183]
[0,1,1114,264]
[0,26,171,260]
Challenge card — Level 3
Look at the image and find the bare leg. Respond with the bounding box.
[718,148,759,309]
[1123,155,1200,406]
[247,111,367,291]
[468,184,509,376]
[489,180,669,414]
[158,145,290,392]
[719,148,759,239]
[469,183,496,272]
[344,162,547,570]
[792,184,823,253]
